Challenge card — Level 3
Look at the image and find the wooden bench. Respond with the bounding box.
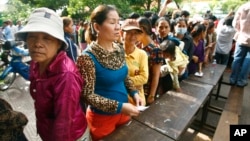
[103,65,225,141]
[103,119,174,141]
[187,64,227,101]
[134,80,213,140]
[213,86,244,141]
[104,80,213,141]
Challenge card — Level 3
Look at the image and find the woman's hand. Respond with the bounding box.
[133,93,142,106]
[121,103,140,117]
[147,95,155,105]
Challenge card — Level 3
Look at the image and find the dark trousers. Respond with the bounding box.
[157,74,173,96]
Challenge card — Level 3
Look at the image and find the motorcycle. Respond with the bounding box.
[0,40,30,91]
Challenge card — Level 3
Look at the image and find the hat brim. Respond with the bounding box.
[16,22,68,49]
[122,26,142,33]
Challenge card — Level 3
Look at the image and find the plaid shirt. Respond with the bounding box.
[0,98,28,141]
[142,43,164,96]
[143,43,164,66]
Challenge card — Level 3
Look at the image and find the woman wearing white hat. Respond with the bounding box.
[16,7,90,141]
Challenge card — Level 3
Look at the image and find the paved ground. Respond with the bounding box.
[0,70,249,141]
[0,76,41,141]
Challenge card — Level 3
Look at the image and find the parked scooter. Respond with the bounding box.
[0,40,30,90]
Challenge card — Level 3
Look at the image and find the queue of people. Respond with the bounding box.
[1,0,249,140]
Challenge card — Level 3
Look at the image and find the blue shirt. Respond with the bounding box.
[2,26,13,40]
[64,33,78,62]
[87,52,129,114]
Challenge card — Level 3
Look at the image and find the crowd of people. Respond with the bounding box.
[0,0,250,140]
[0,20,22,41]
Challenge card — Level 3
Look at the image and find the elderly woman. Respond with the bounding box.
[120,19,149,106]
[16,8,90,141]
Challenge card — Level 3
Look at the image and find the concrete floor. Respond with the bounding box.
[0,76,41,141]
[0,70,249,141]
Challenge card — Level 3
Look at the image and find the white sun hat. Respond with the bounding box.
[15,7,68,49]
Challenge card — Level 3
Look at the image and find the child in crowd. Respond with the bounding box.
[159,40,189,92]
[153,16,184,94]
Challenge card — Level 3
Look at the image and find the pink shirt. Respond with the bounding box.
[30,52,87,141]
[233,2,250,47]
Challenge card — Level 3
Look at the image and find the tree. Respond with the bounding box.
[14,0,184,22]
[68,0,135,20]
[19,0,68,10]
[221,0,248,13]
[0,0,32,24]
[67,0,183,20]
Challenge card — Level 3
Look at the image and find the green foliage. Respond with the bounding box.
[8,0,249,24]
[0,0,186,25]
[174,0,182,8]
[67,0,136,20]
[128,0,145,5]
[0,0,32,24]
[66,0,186,20]
[221,0,248,13]
[66,0,183,19]
[19,0,69,10]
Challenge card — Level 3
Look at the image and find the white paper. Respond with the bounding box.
[137,106,149,111]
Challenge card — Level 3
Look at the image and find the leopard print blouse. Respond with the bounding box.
[77,42,137,114]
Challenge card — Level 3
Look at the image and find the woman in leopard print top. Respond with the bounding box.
[76,5,142,141]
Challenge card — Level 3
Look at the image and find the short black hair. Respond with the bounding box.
[150,13,159,27]
[160,40,176,58]
[208,21,215,30]
[208,15,217,21]
[128,12,140,19]
[223,16,234,26]
[143,11,153,19]
[3,20,10,24]
[137,17,153,36]
[181,10,190,18]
